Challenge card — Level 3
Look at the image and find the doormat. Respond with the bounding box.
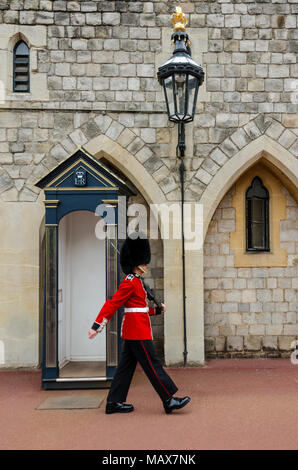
[36,395,105,410]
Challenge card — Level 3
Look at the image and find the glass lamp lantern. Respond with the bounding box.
[157,8,204,123]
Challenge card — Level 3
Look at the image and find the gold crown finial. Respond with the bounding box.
[171,5,188,32]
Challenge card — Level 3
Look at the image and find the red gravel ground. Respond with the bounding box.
[1,358,297,450]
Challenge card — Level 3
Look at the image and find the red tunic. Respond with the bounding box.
[93,273,156,340]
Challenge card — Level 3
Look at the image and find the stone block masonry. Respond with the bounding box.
[204,185,298,358]
[0,0,297,366]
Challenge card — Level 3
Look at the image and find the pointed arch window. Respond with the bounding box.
[13,40,30,92]
[245,176,270,252]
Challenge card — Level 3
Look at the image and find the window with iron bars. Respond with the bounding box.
[13,40,30,93]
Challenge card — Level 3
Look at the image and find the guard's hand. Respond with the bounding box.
[156,303,166,315]
[88,328,98,339]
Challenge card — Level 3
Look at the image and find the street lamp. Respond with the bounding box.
[157,33,204,124]
[157,6,204,366]
[157,5,204,152]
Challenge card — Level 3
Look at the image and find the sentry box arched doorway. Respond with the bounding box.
[35,146,136,389]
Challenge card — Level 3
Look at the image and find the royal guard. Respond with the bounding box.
[88,232,190,414]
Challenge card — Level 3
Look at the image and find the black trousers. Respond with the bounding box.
[107,339,178,404]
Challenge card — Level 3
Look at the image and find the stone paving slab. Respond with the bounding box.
[36,394,105,410]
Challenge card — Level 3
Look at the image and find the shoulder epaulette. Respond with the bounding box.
[126,274,135,281]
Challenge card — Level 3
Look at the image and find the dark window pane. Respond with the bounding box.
[246,176,269,199]
[15,85,29,91]
[15,41,29,55]
[246,177,269,252]
[15,67,29,74]
[251,198,264,223]
[15,57,29,64]
[13,40,30,93]
[251,223,264,249]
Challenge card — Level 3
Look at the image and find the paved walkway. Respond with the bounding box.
[1,359,297,450]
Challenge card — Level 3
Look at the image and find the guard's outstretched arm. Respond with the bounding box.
[91,278,134,332]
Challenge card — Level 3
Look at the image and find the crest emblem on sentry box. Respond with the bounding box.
[74,168,87,186]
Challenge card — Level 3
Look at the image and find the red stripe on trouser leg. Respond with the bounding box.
[140,340,172,398]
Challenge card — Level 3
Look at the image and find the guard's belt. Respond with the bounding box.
[124,307,149,313]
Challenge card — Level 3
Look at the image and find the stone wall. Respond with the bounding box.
[0,0,297,207]
[0,0,297,366]
[204,184,298,358]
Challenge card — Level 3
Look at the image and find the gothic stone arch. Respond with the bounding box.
[201,135,298,241]
[44,114,186,366]
[85,134,185,366]
[190,135,298,364]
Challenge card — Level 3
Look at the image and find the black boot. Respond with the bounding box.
[105,402,134,414]
[163,396,191,414]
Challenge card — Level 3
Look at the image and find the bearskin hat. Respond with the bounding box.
[120,231,151,275]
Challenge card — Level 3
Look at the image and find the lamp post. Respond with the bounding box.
[157,6,204,366]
